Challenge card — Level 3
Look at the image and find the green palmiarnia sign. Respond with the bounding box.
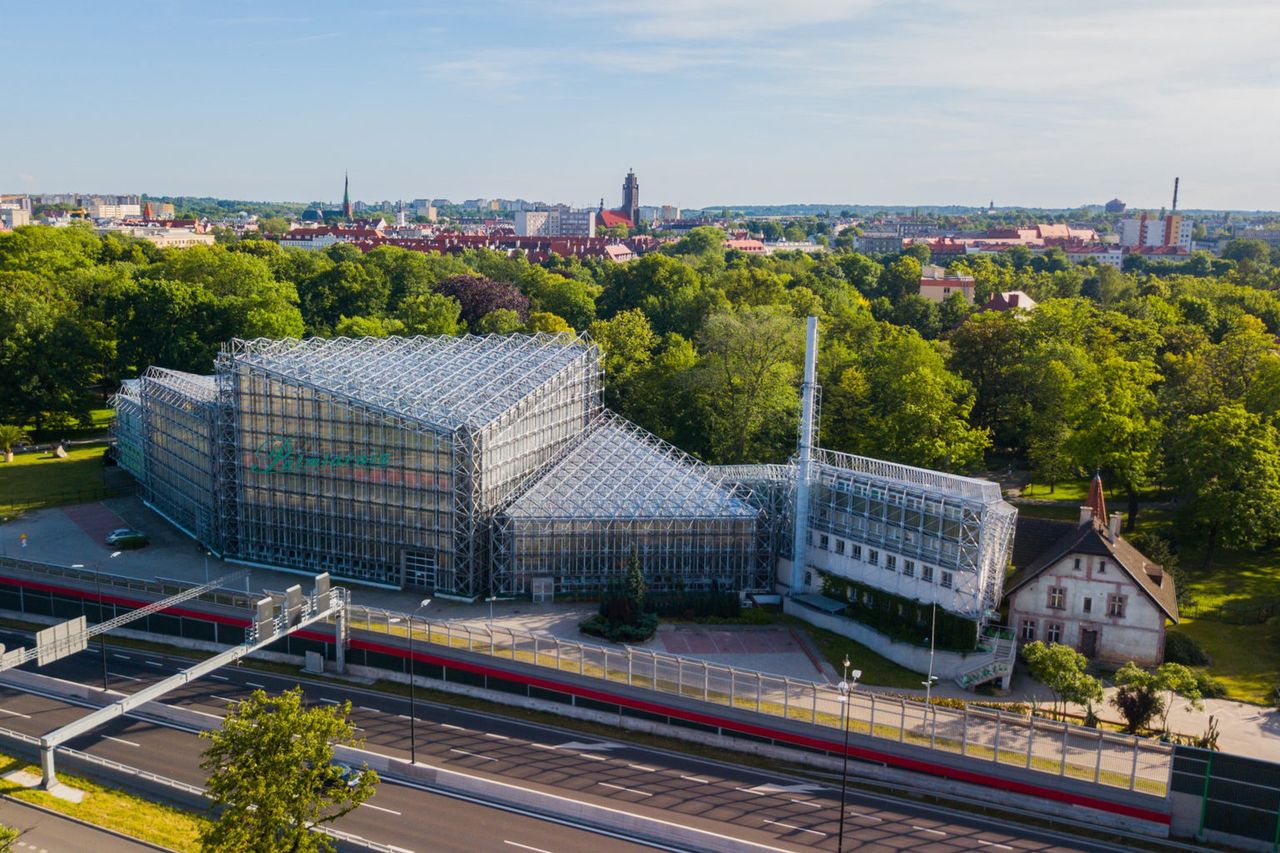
[250,436,392,474]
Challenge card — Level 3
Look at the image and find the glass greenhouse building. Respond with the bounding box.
[112,333,770,597]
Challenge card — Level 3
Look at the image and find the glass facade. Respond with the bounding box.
[496,416,767,595]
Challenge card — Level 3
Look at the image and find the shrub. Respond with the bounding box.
[1164,631,1210,666]
[644,590,740,620]
[579,613,658,643]
[1268,685,1280,708]
[1194,672,1227,699]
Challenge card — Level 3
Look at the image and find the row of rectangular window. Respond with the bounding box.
[1046,586,1126,618]
[1021,619,1064,643]
[816,534,953,588]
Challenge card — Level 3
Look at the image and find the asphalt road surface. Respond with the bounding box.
[0,627,1119,852]
[0,796,161,852]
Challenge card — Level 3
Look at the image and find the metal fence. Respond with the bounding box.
[0,557,1175,795]
[344,604,1174,796]
[0,556,258,611]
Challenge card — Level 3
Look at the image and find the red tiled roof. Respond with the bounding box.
[597,209,632,229]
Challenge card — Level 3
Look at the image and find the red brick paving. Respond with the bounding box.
[60,502,128,545]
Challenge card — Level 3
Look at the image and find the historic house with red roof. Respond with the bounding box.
[1003,475,1178,666]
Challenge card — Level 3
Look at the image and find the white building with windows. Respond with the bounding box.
[1003,478,1178,666]
[515,206,596,238]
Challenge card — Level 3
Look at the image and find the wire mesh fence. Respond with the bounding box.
[345,603,1173,796]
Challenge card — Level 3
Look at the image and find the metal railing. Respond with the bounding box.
[345,603,1173,796]
[0,555,259,611]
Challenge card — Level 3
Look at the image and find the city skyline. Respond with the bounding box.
[4,0,1279,210]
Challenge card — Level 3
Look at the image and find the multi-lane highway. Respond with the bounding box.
[0,627,1124,852]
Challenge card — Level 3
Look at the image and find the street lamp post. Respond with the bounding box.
[923,602,938,704]
[407,598,431,765]
[73,551,120,691]
[836,656,862,853]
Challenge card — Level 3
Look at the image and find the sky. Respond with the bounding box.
[4,0,1279,210]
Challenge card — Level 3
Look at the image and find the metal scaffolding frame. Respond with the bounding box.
[204,333,599,596]
[494,412,769,596]
[805,448,1016,620]
[107,380,145,483]
[136,368,219,545]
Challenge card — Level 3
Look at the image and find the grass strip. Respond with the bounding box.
[0,751,207,851]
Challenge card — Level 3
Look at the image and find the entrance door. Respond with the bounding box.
[402,551,436,591]
[1080,629,1098,658]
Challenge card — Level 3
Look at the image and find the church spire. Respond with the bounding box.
[342,171,352,219]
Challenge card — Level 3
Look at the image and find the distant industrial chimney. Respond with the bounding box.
[790,316,819,593]
[1172,177,1180,213]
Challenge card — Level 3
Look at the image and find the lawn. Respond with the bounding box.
[0,442,111,515]
[1017,477,1167,503]
[0,751,208,851]
[28,407,114,443]
[780,615,923,689]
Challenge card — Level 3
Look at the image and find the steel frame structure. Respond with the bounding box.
[806,448,1016,619]
[209,333,599,596]
[136,368,219,545]
[494,412,768,596]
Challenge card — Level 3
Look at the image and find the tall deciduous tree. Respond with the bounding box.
[694,306,802,464]
[200,688,377,853]
[825,329,990,471]
[1170,404,1280,569]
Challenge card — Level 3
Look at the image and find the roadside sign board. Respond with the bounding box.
[35,616,88,666]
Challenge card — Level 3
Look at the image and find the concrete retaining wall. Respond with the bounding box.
[784,597,986,678]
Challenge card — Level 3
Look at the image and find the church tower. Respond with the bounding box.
[342,172,353,220]
[622,168,639,226]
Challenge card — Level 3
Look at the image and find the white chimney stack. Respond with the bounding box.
[1108,512,1123,540]
[1079,505,1093,525]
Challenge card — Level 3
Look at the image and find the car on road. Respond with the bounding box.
[327,761,363,790]
[105,528,149,548]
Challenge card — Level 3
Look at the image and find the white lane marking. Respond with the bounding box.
[628,763,658,772]
[576,753,608,762]
[359,802,402,816]
[449,748,498,762]
[0,708,32,719]
[504,842,554,853]
[911,826,946,836]
[210,696,241,705]
[108,672,141,682]
[735,786,765,795]
[245,681,265,689]
[145,660,163,667]
[358,705,381,713]
[598,782,652,797]
[680,775,712,784]
[208,674,228,681]
[846,810,881,823]
[103,735,140,747]
[440,723,465,731]
[483,732,509,740]
[790,798,825,808]
[977,842,1013,850]
[112,653,130,660]
[396,714,410,720]
[318,698,339,704]
[762,819,825,837]
[529,743,556,750]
